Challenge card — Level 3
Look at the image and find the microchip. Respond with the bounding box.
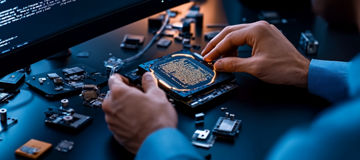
[151,54,214,91]
[120,34,145,50]
[0,71,25,89]
[20,146,39,155]
[62,67,85,76]
[157,38,172,48]
[55,140,74,152]
[137,51,236,99]
[128,50,238,108]
[213,116,242,139]
[217,119,236,132]
[47,73,60,79]
[15,139,52,159]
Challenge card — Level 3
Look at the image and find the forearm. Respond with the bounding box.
[136,128,203,160]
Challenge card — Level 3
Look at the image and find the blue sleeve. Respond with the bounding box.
[267,97,360,160]
[308,59,350,103]
[136,128,203,160]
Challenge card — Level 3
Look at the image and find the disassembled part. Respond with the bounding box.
[120,34,145,50]
[212,113,242,139]
[191,129,216,149]
[55,140,74,152]
[299,31,319,55]
[15,139,52,159]
[0,108,18,133]
[44,107,92,131]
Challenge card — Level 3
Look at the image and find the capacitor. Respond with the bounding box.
[61,99,69,107]
[0,108,7,124]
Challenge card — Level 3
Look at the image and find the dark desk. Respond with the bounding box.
[1,0,359,159]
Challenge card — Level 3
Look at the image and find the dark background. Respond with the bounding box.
[1,0,360,159]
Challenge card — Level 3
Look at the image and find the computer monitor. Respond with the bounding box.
[0,0,188,77]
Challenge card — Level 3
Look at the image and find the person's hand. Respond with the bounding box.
[201,21,310,88]
[102,73,177,153]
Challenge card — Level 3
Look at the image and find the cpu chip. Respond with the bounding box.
[151,54,215,92]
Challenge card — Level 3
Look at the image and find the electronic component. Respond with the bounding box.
[161,29,178,37]
[81,85,99,101]
[0,71,25,90]
[192,45,201,50]
[299,31,319,55]
[44,107,92,131]
[47,73,60,79]
[194,13,204,28]
[182,20,191,34]
[191,129,216,149]
[55,140,74,152]
[0,90,19,104]
[81,85,105,108]
[182,38,190,44]
[38,77,47,85]
[120,34,145,50]
[174,36,184,43]
[204,31,220,41]
[124,50,238,109]
[195,112,205,126]
[0,108,7,124]
[148,14,165,30]
[15,139,52,159]
[220,106,228,111]
[195,112,205,121]
[0,108,18,132]
[157,38,172,48]
[104,56,124,73]
[212,113,242,139]
[62,67,85,76]
[171,22,183,30]
[61,99,69,108]
[26,65,107,98]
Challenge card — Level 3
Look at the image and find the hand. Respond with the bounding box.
[102,73,177,153]
[201,21,310,88]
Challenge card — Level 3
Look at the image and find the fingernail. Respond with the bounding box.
[204,55,211,62]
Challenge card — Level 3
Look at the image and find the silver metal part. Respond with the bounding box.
[0,108,7,124]
[230,114,235,120]
[61,99,69,107]
[194,129,210,140]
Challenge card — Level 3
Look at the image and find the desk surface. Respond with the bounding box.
[1,0,359,159]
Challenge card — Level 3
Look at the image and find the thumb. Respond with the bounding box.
[214,57,253,73]
[141,72,158,93]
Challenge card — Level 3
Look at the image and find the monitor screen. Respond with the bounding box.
[0,0,188,77]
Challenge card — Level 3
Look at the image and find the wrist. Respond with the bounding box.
[296,57,310,88]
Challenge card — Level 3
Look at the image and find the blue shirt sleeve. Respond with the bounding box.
[266,97,360,160]
[136,128,203,160]
[308,59,350,103]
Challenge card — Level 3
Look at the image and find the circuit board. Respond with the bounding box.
[26,64,107,98]
[125,50,238,109]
